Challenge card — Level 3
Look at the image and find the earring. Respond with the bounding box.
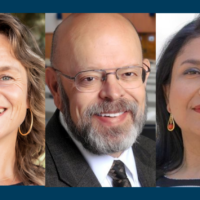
[19,109,33,136]
[167,114,175,131]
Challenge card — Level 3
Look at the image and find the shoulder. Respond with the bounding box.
[157,176,200,187]
[46,110,89,187]
[46,109,62,133]
[46,109,72,148]
[46,110,72,186]
[134,135,155,166]
[134,135,155,156]
[133,135,156,187]
[156,176,169,187]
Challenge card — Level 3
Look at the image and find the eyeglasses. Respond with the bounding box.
[53,63,150,93]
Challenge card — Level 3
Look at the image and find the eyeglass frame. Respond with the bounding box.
[53,63,150,91]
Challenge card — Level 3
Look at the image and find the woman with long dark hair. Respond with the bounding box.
[156,16,200,187]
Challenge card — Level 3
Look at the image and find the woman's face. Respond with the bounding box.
[166,37,200,136]
[0,34,28,140]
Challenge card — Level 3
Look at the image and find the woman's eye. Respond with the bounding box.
[187,71,200,75]
[184,69,200,75]
[0,76,13,81]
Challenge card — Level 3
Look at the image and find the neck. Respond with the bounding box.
[0,131,17,183]
[181,131,200,178]
[167,131,200,179]
[109,151,123,158]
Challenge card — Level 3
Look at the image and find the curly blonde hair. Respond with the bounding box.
[0,14,45,185]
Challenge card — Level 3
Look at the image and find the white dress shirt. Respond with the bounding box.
[59,112,141,187]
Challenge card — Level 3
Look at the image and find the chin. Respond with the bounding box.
[0,129,10,140]
[0,127,18,140]
[79,123,140,155]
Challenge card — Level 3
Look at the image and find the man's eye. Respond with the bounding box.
[124,72,134,76]
[79,76,96,83]
[85,77,95,81]
[122,72,138,78]
[1,76,13,81]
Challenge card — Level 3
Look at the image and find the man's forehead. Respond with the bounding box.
[59,13,132,30]
[54,14,142,73]
[57,13,139,44]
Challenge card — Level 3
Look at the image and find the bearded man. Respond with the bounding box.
[46,13,155,187]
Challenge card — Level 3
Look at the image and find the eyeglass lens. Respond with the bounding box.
[75,66,145,92]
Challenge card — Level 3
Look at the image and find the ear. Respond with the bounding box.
[143,58,151,85]
[45,67,62,110]
[163,84,171,113]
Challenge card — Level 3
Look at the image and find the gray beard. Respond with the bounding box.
[58,78,147,155]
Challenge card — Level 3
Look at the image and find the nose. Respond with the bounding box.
[99,75,125,101]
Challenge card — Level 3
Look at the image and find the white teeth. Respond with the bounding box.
[0,108,5,114]
[98,112,124,117]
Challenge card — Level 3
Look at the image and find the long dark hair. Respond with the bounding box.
[156,16,200,179]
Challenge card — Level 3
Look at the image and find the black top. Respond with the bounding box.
[10,182,24,186]
[157,176,200,187]
[0,182,24,186]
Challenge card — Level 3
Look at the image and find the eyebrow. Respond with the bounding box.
[0,66,20,73]
[181,59,200,66]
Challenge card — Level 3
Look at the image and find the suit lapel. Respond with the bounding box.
[46,109,101,187]
[134,155,150,187]
[133,136,156,187]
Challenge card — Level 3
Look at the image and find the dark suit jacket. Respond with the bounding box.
[46,109,155,187]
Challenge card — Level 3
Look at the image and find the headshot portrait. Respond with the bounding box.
[156,14,200,187]
[45,13,155,187]
[0,14,45,186]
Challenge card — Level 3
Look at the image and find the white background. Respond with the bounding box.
[156,13,199,60]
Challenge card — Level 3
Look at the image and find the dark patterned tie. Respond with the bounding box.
[108,160,131,187]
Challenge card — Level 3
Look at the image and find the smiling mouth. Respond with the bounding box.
[0,108,6,114]
[193,108,200,113]
[193,105,200,113]
[93,110,131,126]
[96,112,125,118]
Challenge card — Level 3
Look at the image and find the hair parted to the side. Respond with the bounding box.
[0,13,45,185]
[156,15,200,179]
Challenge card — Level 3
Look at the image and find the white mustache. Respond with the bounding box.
[84,99,138,118]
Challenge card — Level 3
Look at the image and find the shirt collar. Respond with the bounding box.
[59,111,137,185]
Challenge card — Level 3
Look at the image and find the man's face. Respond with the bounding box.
[54,14,149,155]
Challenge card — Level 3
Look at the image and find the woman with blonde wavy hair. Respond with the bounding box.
[0,14,45,185]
